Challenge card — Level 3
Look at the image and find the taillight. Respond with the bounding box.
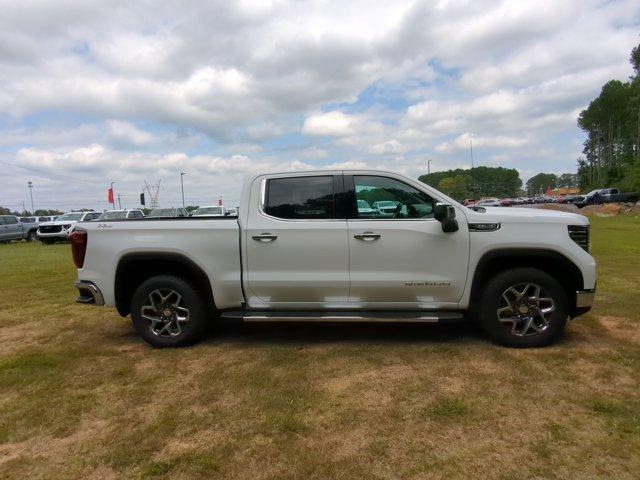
[70,230,87,268]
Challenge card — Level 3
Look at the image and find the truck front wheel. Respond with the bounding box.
[477,268,568,348]
[130,275,209,347]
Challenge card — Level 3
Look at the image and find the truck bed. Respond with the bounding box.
[78,218,244,310]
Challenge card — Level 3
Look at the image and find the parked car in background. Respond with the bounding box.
[1,215,26,242]
[37,211,101,244]
[372,200,399,216]
[19,217,41,241]
[475,198,501,207]
[72,169,596,349]
[147,207,189,218]
[580,188,638,206]
[97,209,145,221]
[356,200,378,216]
[191,206,228,217]
[463,199,476,207]
[500,198,513,207]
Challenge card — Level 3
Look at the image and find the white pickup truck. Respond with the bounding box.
[71,170,596,348]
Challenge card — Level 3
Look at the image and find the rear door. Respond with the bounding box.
[244,173,350,308]
[346,174,469,309]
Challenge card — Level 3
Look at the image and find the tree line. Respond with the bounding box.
[418,166,522,200]
[577,43,640,192]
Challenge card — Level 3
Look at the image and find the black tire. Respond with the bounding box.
[130,275,211,347]
[27,230,38,242]
[476,268,568,348]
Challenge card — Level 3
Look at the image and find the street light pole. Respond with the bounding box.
[180,172,187,208]
[27,181,34,213]
[469,133,475,198]
[427,159,432,174]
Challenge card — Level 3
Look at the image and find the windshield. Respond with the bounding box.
[56,213,84,221]
[99,211,127,220]
[194,207,223,215]
[148,208,175,217]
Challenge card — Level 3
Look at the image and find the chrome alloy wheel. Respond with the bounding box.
[496,283,556,337]
[140,289,190,337]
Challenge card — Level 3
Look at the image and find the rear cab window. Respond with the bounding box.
[264,176,335,219]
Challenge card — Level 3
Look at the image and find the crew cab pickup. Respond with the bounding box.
[72,170,596,348]
[579,188,639,207]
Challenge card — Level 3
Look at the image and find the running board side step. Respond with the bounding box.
[220,310,465,323]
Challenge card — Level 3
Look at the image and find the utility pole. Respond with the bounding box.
[469,133,475,198]
[27,181,34,213]
[180,172,186,208]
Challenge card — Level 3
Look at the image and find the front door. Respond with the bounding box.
[0,216,22,241]
[244,174,350,308]
[347,174,469,309]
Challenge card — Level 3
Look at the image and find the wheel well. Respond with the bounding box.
[114,253,215,316]
[470,249,584,315]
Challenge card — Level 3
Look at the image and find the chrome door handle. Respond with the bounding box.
[354,231,381,241]
[252,233,277,242]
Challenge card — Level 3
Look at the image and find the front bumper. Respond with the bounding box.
[38,230,71,239]
[74,280,105,306]
[573,288,595,317]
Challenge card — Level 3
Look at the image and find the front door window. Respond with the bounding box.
[354,176,435,219]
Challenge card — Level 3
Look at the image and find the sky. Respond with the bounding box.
[1,0,639,212]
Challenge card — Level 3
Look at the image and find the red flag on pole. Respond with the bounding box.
[218,195,223,206]
[107,187,114,204]
[545,186,553,197]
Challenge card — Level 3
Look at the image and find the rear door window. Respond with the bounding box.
[264,176,334,219]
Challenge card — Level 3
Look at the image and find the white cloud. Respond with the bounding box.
[106,120,155,147]
[0,0,639,210]
[301,111,359,136]
[435,133,528,153]
[369,139,406,155]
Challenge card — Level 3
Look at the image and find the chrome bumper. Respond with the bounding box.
[74,280,105,306]
[576,289,595,309]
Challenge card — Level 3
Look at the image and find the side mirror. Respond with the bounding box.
[434,203,459,233]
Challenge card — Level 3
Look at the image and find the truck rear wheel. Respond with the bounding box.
[476,268,568,348]
[130,275,209,347]
[27,230,38,242]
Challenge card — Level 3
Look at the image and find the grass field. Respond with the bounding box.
[1,215,639,479]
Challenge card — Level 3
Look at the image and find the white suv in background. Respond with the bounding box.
[191,205,229,217]
[96,209,145,221]
[37,211,101,244]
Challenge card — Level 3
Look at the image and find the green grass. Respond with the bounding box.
[1,214,640,479]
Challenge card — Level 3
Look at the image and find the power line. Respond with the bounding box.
[0,159,103,186]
